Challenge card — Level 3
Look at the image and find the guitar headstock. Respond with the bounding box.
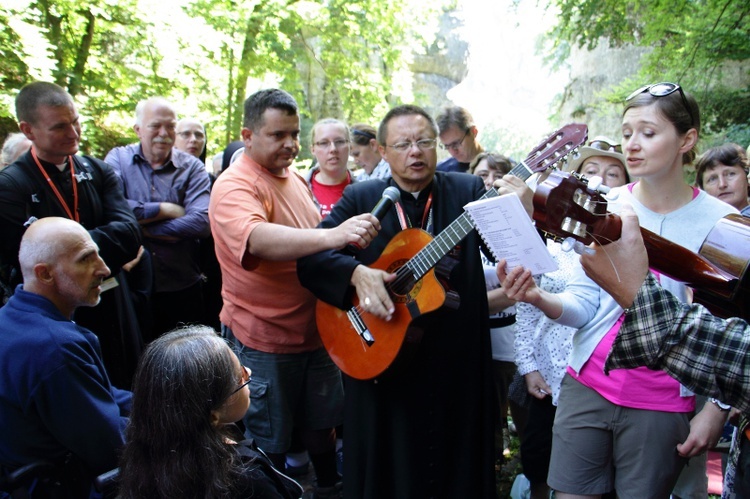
[522,123,588,175]
[533,171,622,246]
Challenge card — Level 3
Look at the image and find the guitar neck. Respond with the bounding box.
[404,154,555,280]
[640,228,737,299]
[405,188,497,280]
[404,122,588,282]
[509,161,537,183]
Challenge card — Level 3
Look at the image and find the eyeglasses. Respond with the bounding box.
[314,139,349,149]
[386,139,437,152]
[626,82,695,127]
[228,365,251,397]
[177,130,205,140]
[588,139,622,154]
[439,129,470,151]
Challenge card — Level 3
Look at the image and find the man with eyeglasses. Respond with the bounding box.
[298,104,516,498]
[435,105,485,173]
[0,217,131,496]
[105,98,211,339]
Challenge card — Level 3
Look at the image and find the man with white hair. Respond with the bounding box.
[106,98,211,337]
[0,217,131,496]
[0,133,31,169]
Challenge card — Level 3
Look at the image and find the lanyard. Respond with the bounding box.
[31,146,79,222]
[395,191,433,233]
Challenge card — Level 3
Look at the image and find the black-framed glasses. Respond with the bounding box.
[588,139,622,154]
[229,365,251,397]
[386,139,437,152]
[439,128,470,151]
[626,82,695,127]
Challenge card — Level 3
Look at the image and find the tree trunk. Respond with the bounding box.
[38,0,66,87]
[68,9,96,97]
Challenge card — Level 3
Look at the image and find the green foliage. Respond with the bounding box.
[1,0,438,159]
[546,0,750,139]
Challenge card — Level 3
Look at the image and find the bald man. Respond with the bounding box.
[105,98,211,337]
[0,217,131,495]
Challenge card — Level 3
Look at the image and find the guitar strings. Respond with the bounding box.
[588,232,622,284]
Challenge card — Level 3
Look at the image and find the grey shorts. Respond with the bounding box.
[223,326,344,454]
[548,374,690,499]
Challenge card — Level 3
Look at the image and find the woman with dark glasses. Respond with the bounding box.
[118,326,302,498]
[498,83,738,498]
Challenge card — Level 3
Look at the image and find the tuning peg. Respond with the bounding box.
[561,237,595,256]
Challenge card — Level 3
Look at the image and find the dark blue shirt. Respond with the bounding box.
[0,286,131,474]
[436,156,469,173]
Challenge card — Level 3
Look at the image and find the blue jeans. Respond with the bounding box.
[222,325,344,454]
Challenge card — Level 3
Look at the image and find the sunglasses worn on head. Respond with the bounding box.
[626,82,695,128]
[588,139,622,154]
[352,129,376,140]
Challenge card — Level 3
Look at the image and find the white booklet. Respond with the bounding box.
[464,193,558,275]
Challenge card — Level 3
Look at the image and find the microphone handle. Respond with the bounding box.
[346,196,396,252]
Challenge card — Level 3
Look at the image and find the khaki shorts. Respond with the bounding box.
[548,374,690,499]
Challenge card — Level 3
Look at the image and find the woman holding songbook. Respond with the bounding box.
[498,83,738,498]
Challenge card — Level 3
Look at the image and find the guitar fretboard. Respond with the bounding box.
[398,123,587,284]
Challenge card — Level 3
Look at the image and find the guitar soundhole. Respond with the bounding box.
[387,259,420,302]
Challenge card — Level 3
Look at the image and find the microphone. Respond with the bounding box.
[347,186,400,251]
[370,186,400,220]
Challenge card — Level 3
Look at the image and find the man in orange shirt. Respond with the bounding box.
[209,88,378,499]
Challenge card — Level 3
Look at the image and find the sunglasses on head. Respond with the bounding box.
[588,139,622,154]
[352,129,376,140]
[626,82,695,128]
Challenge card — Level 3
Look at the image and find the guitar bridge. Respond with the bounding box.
[347,308,374,346]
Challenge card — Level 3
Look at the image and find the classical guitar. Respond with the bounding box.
[532,170,750,319]
[316,124,588,380]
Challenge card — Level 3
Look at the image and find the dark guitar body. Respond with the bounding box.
[695,214,750,319]
[534,171,750,320]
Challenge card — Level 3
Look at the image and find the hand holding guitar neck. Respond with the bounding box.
[493,175,534,218]
[346,186,401,252]
[580,205,649,309]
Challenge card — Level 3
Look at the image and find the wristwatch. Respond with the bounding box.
[709,397,731,411]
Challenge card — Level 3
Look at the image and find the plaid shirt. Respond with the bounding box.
[605,273,750,497]
[605,273,750,416]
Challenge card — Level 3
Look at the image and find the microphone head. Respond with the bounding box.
[382,186,401,203]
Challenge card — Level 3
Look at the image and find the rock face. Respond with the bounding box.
[409,9,469,121]
[556,42,650,139]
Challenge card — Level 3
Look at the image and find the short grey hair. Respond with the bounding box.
[134,97,176,127]
[1,133,31,168]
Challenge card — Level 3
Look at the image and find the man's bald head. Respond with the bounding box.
[19,218,84,279]
[19,217,110,318]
